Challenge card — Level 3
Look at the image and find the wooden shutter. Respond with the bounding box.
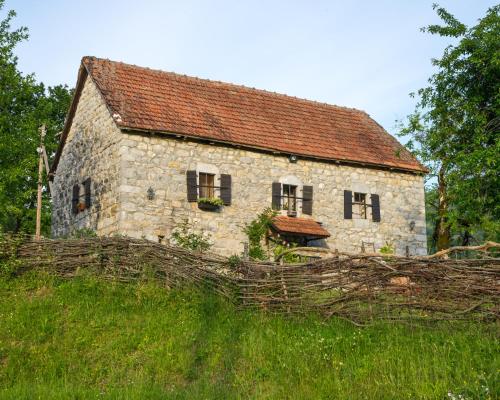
[220,174,232,205]
[371,193,381,222]
[72,184,80,214]
[302,185,313,215]
[272,182,282,210]
[343,190,352,219]
[186,170,198,202]
[84,178,92,208]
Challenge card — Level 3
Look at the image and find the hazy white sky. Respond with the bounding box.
[7,0,497,137]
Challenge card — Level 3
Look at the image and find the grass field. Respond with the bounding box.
[0,270,498,399]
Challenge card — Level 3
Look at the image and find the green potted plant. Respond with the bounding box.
[197,197,224,211]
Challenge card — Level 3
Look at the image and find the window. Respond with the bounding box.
[353,192,367,219]
[272,182,313,215]
[282,184,297,211]
[344,190,380,222]
[199,173,215,198]
[186,171,232,205]
[72,178,91,214]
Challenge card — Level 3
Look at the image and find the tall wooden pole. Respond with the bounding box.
[35,125,46,240]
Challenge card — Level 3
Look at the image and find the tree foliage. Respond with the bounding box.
[400,4,500,249]
[0,1,72,234]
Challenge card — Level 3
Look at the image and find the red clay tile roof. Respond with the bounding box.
[271,216,330,238]
[51,56,427,176]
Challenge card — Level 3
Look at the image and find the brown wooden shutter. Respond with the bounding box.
[84,178,92,208]
[186,170,198,202]
[72,184,80,214]
[344,190,352,219]
[272,182,282,210]
[302,185,313,215]
[371,194,381,222]
[220,174,232,205]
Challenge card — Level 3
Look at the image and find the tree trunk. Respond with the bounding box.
[436,167,451,250]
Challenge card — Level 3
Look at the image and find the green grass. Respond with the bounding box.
[0,271,498,399]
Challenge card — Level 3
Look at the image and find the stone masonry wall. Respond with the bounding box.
[52,77,426,256]
[117,133,427,256]
[51,77,121,236]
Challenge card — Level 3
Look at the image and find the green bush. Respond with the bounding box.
[273,242,307,263]
[0,233,24,277]
[227,254,243,269]
[171,219,212,252]
[243,208,277,260]
[70,228,97,238]
[379,242,395,255]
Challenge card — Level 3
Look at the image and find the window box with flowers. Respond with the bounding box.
[197,197,224,211]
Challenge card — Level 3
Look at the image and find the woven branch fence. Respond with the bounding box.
[1,236,499,324]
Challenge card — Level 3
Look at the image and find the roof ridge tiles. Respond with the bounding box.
[82,56,363,115]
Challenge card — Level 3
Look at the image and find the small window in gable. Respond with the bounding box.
[199,172,215,198]
[71,178,91,214]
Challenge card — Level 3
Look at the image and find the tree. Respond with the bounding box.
[0,1,72,234]
[400,4,500,250]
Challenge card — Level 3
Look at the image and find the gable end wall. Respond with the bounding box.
[51,76,121,236]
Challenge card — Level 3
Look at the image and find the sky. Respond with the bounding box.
[6,0,497,138]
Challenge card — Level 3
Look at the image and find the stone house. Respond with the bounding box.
[50,57,428,256]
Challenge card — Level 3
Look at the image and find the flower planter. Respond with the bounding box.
[198,202,221,212]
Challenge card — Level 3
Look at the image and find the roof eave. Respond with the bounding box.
[49,62,89,179]
[119,126,428,175]
[271,227,331,239]
[276,231,331,240]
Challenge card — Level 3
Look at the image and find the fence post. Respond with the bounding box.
[35,125,46,241]
[243,242,249,260]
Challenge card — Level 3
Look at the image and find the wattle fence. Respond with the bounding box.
[1,236,499,325]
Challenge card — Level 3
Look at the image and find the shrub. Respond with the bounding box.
[0,233,24,277]
[243,208,277,260]
[227,254,243,269]
[273,242,307,263]
[70,228,97,238]
[171,219,212,252]
[379,242,395,255]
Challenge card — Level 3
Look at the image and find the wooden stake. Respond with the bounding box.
[41,145,53,195]
[35,125,46,240]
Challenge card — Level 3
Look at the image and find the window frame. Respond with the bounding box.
[72,178,91,214]
[198,172,215,198]
[353,192,367,219]
[282,184,298,212]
